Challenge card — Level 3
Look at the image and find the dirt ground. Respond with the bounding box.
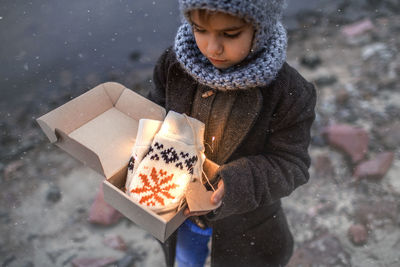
[1,2,400,267]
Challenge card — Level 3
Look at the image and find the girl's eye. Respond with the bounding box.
[193,26,206,33]
[224,32,241,38]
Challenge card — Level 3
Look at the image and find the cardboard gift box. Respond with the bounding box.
[37,82,219,242]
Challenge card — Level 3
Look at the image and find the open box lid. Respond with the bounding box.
[37,82,166,178]
[37,82,221,213]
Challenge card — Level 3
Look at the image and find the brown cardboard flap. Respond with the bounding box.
[69,108,139,178]
[55,128,105,176]
[203,158,219,182]
[185,158,221,212]
[102,82,125,104]
[115,88,166,121]
[186,178,221,212]
[37,83,115,143]
[36,82,167,178]
[103,178,187,242]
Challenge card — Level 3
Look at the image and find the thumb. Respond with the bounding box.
[211,180,224,204]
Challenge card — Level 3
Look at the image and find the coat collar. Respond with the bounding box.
[166,67,263,165]
[217,88,263,164]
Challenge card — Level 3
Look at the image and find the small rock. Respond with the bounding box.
[335,88,350,105]
[354,200,398,225]
[362,43,390,60]
[314,75,338,87]
[385,105,400,119]
[322,124,369,164]
[59,70,73,87]
[287,233,351,267]
[3,160,24,179]
[374,122,400,150]
[71,257,117,267]
[46,184,62,203]
[307,201,335,217]
[62,254,77,266]
[71,232,88,243]
[0,162,5,173]
[300,53,322,69]
[341,18,374,38]
[47,249,66,263]
[336,108,358,123]
[370,111,389,126]
[118,255,136,267]
[103,235,127,251]
[88,184,123,225]
[348,224,368,246]
[2,255,16,266]
[22,261,34,267]
[129,50,142,62]
[0,211,11,224]
[353,152,394,180]
[311,135,326,147]
[313,154,334,179]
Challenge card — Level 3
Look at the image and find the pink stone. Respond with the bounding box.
[103,235,127,251]
[342,19,374,37]
[88,183,123,225]
[322,124,369,163]
[353,152,394,180]
[348,224,368,246]
[71,257,117,267]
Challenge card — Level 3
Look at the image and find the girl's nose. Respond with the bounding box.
[207,37,223,56]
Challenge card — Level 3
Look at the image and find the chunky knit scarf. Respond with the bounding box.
[174,22,287,91]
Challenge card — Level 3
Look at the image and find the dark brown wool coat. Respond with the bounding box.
[148,48,316,267]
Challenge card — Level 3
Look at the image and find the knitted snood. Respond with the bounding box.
[174,22,287,91]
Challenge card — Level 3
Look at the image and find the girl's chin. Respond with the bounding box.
[209,60,232,69]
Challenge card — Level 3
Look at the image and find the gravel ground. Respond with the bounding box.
[1,1,399,266]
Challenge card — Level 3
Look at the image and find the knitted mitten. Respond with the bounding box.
[128,111,205,213]
[125,119,163,194]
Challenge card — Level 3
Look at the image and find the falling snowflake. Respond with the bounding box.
[130,167,178,207]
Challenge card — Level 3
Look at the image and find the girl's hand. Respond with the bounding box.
[183,179,225,217]
[211,179,224,205]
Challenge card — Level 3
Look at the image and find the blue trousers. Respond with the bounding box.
[176,219,213,267]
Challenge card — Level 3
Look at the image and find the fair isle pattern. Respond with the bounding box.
[146,142,198,174]
[174,22,287,91]
[129,141,198,211]
[130,167,178,207]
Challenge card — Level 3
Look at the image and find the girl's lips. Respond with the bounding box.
[209,57,227,64]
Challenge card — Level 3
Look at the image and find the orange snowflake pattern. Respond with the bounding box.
[130,167,178,207]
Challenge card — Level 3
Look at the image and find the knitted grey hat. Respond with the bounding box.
[174,0,288,91]
[179,0,285,52]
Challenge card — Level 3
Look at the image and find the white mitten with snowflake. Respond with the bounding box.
[125,119,163,194]
[127,110,205,213]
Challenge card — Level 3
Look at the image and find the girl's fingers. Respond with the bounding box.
[211,179,224,204]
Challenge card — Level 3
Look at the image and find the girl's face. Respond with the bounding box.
[190,10,254,69]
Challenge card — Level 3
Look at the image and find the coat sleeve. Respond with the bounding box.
[146,47,172,107]
[208,78,317,221]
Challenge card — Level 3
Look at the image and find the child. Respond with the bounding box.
[147,0,316,266]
